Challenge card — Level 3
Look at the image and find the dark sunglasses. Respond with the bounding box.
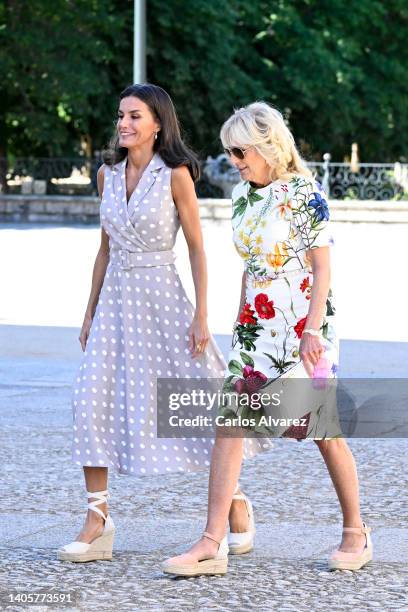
[223,146,251,160]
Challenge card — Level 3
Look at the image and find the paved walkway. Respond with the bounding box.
[0,325,407,611]
[1,221,408,344]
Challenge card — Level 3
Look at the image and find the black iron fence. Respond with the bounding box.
[0,155,407,200]
[0,157,100,196]
[202,154,408,200]
[308,156,408,200]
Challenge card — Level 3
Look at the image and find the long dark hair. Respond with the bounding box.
[102,83,200,181]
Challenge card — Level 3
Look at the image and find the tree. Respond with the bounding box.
[250,0,408,161]
[1,0,407,162]
[147,0,268,158]
[0,0,133,159]
[148,0,408,162]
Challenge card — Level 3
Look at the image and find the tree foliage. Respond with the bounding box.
[148,0,408,161]
[1,0,407,161]
[0,0,132,158]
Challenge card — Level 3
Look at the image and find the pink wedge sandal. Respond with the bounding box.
[329,522,373,570]
[162,531,229,577]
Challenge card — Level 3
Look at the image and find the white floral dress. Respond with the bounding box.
[219,175,339,439]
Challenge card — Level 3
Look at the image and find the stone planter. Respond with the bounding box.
[21,180,34,195]
[33,180,47,195]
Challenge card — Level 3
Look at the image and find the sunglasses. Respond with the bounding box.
[223,146,251,160]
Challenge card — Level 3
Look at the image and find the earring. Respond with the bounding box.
[154,132,158,140]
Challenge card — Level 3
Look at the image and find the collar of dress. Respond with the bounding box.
[112,152,165,175]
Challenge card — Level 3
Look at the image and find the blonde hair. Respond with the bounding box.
[220,101,313,181]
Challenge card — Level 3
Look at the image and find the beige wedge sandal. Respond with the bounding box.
[162,531,229,577]
[57,489,115,562]
[328,522,373,570]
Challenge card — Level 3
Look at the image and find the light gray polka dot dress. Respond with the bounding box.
[71,153,272,476]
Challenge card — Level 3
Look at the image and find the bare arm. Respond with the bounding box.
[299,246,330,376]
[171,165,209,357]
[305,247,330,330]
[78,164,110,350]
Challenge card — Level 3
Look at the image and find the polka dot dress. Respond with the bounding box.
[71,153,272,476]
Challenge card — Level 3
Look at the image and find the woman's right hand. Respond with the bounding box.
[79,314,93,351]
[299,331,324,377]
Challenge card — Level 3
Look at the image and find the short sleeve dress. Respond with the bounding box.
[218,174,339,439]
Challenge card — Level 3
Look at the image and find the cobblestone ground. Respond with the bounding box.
[0,327,407,611]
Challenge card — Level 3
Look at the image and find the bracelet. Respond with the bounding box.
[303,328,322,337]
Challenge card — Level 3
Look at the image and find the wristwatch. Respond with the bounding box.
[303,328,322,337]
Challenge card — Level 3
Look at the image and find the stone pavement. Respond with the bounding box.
[0,325,407,611]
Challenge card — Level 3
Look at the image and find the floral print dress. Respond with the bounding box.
[219,175,339,439]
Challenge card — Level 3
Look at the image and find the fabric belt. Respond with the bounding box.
[249,267,311,285]
[110,248,176,269]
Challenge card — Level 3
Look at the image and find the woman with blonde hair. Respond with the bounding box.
[162,101,373,576]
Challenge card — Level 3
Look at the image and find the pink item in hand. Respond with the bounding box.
[312,356,330,389]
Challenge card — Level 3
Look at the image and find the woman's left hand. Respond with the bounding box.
[188,315,210,358]
[299,332,324,377]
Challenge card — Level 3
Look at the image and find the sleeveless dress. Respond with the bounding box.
[218,175,339,439]
[71,153,271,476]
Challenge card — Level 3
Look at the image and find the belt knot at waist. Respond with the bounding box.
[110,248,176,269]
[249,267,311,288]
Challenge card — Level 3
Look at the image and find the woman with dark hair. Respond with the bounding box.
[58,84,268,563]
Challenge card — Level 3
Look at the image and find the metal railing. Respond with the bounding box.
[202,154,408,200]
[1,155,407,200]
[308,155,408,200]
[0,157,100,196]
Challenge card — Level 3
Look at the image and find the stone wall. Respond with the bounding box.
[1,194,408,223]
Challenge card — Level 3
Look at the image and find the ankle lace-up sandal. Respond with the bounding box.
[228,484,256,555]
[57,489,115,562]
